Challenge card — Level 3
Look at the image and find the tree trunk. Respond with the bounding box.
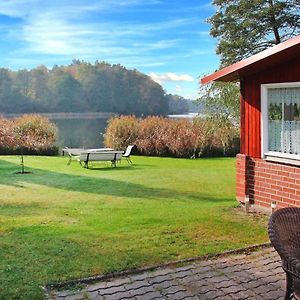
[21,147,25,174]
[268,0,281,44]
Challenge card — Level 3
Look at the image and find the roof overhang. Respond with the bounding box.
[201,34,300,85]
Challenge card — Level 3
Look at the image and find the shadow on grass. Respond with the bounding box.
[0,159,232,204]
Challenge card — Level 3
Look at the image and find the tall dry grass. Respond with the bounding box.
[104,115,239,158]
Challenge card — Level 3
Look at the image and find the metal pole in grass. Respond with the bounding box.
[20,147,25,174]
[245,195,250,214]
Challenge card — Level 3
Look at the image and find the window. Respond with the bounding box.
[261,83,300,162]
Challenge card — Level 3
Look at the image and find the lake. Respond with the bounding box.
[52,118,109,149]
[51,113,198,149]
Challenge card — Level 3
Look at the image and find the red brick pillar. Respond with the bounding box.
[236,153,248,203]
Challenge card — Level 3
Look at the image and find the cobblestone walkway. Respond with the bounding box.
[47,247,286,300]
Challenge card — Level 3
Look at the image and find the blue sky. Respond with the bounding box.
[0,0,220,99]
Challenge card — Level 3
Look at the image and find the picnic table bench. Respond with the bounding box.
[79,150,123,168]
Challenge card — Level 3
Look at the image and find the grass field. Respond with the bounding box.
[0,155,268,299]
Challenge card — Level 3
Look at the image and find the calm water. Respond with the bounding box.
[53,118,109,149]
[52,114,197,149]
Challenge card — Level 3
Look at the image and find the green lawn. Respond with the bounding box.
[0,155,268,299]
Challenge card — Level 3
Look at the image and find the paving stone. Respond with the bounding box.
[264,289,285,300]
[172,269,195,279]
[98,285,126,296]
[85,283,108,292]
[209,275,229,284]
[188,283,216,295]
[151,268,174,277]
[64,293,86,300]
[56,290,79,297]
[102,291,133,300]
[230,290,253,300]
[175,275,199,286]
[175,264,197,272]
[221,284,247,296]
[199,289,224,299]
[191,265,214,274]
[47,247,286,300]
[148,273,174,284]
[105,278,132,288]
[164,291,188,300]
[213,295,233,300]
[128,286,155,297]
[162,285,186,296]
[123,280,151,290]
[245,280,268,289]
[84,291,104,300]
[253,284,277,295]
[129,272,152,282]
[134,290,164,300]
[215,279,237,288]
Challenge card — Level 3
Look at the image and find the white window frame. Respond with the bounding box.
[261,82,300,162]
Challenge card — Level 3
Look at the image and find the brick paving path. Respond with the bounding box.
[47,247,286,300]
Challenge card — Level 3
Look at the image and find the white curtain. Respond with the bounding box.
[268,87,300,155]
[268,87,300,106]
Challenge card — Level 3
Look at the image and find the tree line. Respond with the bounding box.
[0,60,191,116]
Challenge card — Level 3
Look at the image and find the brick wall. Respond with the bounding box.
[236,154,300,209]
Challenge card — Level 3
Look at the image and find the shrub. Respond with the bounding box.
[104,115,239,158]
[163,120,200,158]
[0,118,15,148]
[136,116,170,156]
[14,114,57,150]
[0,114,58,172]
[104,115,139,150]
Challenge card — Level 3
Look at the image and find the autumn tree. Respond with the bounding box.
[13,115,57,173]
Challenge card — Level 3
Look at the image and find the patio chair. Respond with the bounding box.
[122,145,134,164]
[268,207,300,300]
[65,147,81,165]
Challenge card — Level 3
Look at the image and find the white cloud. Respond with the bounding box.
[3,1,194,65]
[175,85,183,93]
[0,0,191,55]
[149,72,194,84]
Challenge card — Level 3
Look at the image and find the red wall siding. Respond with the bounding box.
[240,56,300,158]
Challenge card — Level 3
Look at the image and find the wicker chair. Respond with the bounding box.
[268,207,300,300]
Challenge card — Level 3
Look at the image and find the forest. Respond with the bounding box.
[0,60,191,116]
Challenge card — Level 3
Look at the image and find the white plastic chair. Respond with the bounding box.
[65,147,81,165]
[122,145,134,164]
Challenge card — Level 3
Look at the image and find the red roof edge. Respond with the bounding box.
[201,34,300,85]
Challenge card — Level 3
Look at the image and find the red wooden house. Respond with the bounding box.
[201,35,300,211]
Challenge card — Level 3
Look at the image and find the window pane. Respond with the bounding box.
[268,87,300,155]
